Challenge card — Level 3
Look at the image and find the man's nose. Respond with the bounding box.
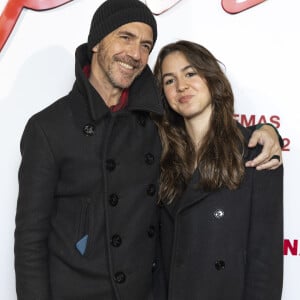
[127,43,142,61]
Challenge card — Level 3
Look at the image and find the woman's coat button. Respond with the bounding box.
[213,209,224,219]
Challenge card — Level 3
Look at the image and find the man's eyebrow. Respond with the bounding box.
[117,30,153,47]
[118,30,136,37]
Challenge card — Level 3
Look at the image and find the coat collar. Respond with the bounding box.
[71,43,163,125]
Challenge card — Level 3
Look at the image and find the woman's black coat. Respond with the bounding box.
[15,44,164,300]
[160,125,283,300]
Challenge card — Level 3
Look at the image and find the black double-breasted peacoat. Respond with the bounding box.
[15,44,165,300]
[160,125,283,300]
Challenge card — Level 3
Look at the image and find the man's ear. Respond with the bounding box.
[92,43,100,53]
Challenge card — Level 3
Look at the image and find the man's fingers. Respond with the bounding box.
[245,151,269,168]
[255,157,282,170]
[247,126,282,170]
[246,152,282,170]
[247,130,261,148]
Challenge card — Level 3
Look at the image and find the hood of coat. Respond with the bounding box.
[72,43,164,123]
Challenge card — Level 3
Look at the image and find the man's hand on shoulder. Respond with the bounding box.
[245,124,282,170]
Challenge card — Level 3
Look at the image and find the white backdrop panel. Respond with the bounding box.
[0,0,299,299]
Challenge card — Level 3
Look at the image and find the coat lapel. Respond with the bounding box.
[163,170,212,217]
[177,170,211,213]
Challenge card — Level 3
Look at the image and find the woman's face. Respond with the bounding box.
[161,51,212,121]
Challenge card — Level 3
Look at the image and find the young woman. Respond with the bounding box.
[153,40,283,300]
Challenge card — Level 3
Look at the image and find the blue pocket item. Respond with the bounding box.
[76,234,88,255]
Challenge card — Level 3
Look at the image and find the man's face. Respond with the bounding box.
[91,22,153,90]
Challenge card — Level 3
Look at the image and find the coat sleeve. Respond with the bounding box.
[243,166,283,300]
[15,117,58,300]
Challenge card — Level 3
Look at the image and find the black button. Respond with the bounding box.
[145,153,155,165]
[148,225,156,238]
[106,159,116,171]
[137,114,146,126]
[114,272,126,283]
[111,234,122,247]
[215,260,225,271]
[109,194,119,207]
[147,184,156,196]
[83,124,95,136]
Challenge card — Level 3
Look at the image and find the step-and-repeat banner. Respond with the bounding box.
[0,0,299,298]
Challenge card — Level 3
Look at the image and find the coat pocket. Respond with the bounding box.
[76,197,94,256]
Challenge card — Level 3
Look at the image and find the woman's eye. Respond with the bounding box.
[186,72,196,78]
[164,79,174,85]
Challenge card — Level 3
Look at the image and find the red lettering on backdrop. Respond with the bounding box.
[269,115,280,128]
[282,138,290,151]
[233,114,281,128]
[222,0,266,14]
[241,114,256,127]
[283,239,299,256]
[0,0,73,52]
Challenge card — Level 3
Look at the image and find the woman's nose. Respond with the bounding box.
[176,79,189,92]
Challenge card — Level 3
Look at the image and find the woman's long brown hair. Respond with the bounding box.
[153,40,246,203]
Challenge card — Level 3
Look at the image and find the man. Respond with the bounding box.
[14,0,282,299]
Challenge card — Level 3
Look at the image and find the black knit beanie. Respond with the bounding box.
[87,0,157,57]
